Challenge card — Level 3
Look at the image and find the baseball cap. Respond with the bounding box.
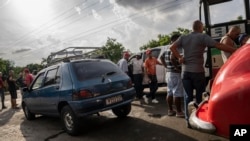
[238,33,248,44]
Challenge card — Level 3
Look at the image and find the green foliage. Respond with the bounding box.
[25,63,43,74]
[0,58,15,76]
[139,27,191,51]
[101,37,125,63]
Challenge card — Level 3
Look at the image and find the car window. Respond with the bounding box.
[32,72,45,90]
[44,68,58,87]
[72,61,122,81]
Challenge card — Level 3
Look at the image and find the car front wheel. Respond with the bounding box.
[112,103,131,118]
[61,105,80,136]
[22,103,35,120]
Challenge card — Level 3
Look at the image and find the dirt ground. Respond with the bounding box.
[0,88,229,141]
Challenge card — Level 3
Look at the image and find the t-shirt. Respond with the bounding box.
[164,46,182,72]
[175,32,216,72]
[25,74,33,87]
[144,57,160,75]
[0,77,4,89]
[131,58,143,74]
[117,58,128,73]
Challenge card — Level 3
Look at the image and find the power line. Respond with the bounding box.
[10,0,193,61]
[8,0,100,48]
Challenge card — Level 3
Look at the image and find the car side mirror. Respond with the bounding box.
[23,87,31,92]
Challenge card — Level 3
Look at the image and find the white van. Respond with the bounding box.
[128,46,168,87]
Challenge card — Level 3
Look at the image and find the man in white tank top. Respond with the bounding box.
[220,26,241,63]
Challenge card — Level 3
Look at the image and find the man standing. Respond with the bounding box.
[0,72,7,110]
[220,26,241,63]
[117,52,130,75]
[143,49,162,104]
[161,34,184,117]
[170,20,236,127]
[7,70,19,109]
[130,53,144,99]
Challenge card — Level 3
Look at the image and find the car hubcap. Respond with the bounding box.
[64,112,73,130]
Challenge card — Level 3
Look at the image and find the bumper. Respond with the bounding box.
[189,101,216,134]
[68,88,135,117]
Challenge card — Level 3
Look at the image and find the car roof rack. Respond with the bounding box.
[46,47,104,66]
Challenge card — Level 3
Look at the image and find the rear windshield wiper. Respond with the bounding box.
[101,71,116,82]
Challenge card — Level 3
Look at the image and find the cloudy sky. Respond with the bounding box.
[0,0,246,66]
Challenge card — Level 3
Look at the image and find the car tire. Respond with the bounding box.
[22,103,35,120]
[61,105,80,136]
[112,103,131,118]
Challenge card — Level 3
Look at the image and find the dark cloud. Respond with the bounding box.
[12,48,31,54]
[114,0,176,10]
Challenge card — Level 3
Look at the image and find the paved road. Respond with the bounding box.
[0,89,229,141]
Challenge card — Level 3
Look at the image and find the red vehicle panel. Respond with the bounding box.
[190,40,250,138]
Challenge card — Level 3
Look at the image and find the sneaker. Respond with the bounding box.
[143,95,149,104]
[186,121,192,129]
[176,112,185,118]
[151,99,159,104]
[168,110,176,116]
[2,106,7,109]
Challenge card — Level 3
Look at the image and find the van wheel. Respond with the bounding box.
[23,103,35,120]
[61,105,80,136]
[112,103,131,118]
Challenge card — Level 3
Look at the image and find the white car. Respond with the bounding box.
[128,46,167,87]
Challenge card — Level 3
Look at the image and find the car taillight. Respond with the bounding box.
[127,80,133,88]
[73,90,93,100]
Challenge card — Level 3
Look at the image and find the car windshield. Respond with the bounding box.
[72,61,122,81]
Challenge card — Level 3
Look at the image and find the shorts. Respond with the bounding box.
[9,90,17,99]
[166,72,184,97]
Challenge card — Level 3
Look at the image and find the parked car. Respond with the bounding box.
[189,41,250,138]
[128,46,167,87]
[22,47,136,136]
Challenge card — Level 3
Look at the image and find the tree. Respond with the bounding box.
[0,58,15,76]
[101,38,125,63]
[25,63,43,74]
[139,28,191,51]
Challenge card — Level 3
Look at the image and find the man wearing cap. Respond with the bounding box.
[143,49,162,104]
[130,53,144,99]
[117,52,130,74]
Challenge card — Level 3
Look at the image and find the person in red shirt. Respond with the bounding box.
[24,68,33,87]
[143,49,162,104]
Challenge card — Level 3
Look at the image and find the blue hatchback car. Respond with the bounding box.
[22,50,135,135]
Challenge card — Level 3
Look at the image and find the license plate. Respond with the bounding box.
[105,95,123,105]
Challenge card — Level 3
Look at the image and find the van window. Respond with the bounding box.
[72,61,122,81]
[143,48,161,61]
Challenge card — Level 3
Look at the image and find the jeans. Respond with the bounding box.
[133,74,143,98]
[146,75,158,99]
[182,71,205,121]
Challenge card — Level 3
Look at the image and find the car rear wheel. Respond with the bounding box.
[22,103,35,120]
[61,105,80,136]
[112,103,131,118]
